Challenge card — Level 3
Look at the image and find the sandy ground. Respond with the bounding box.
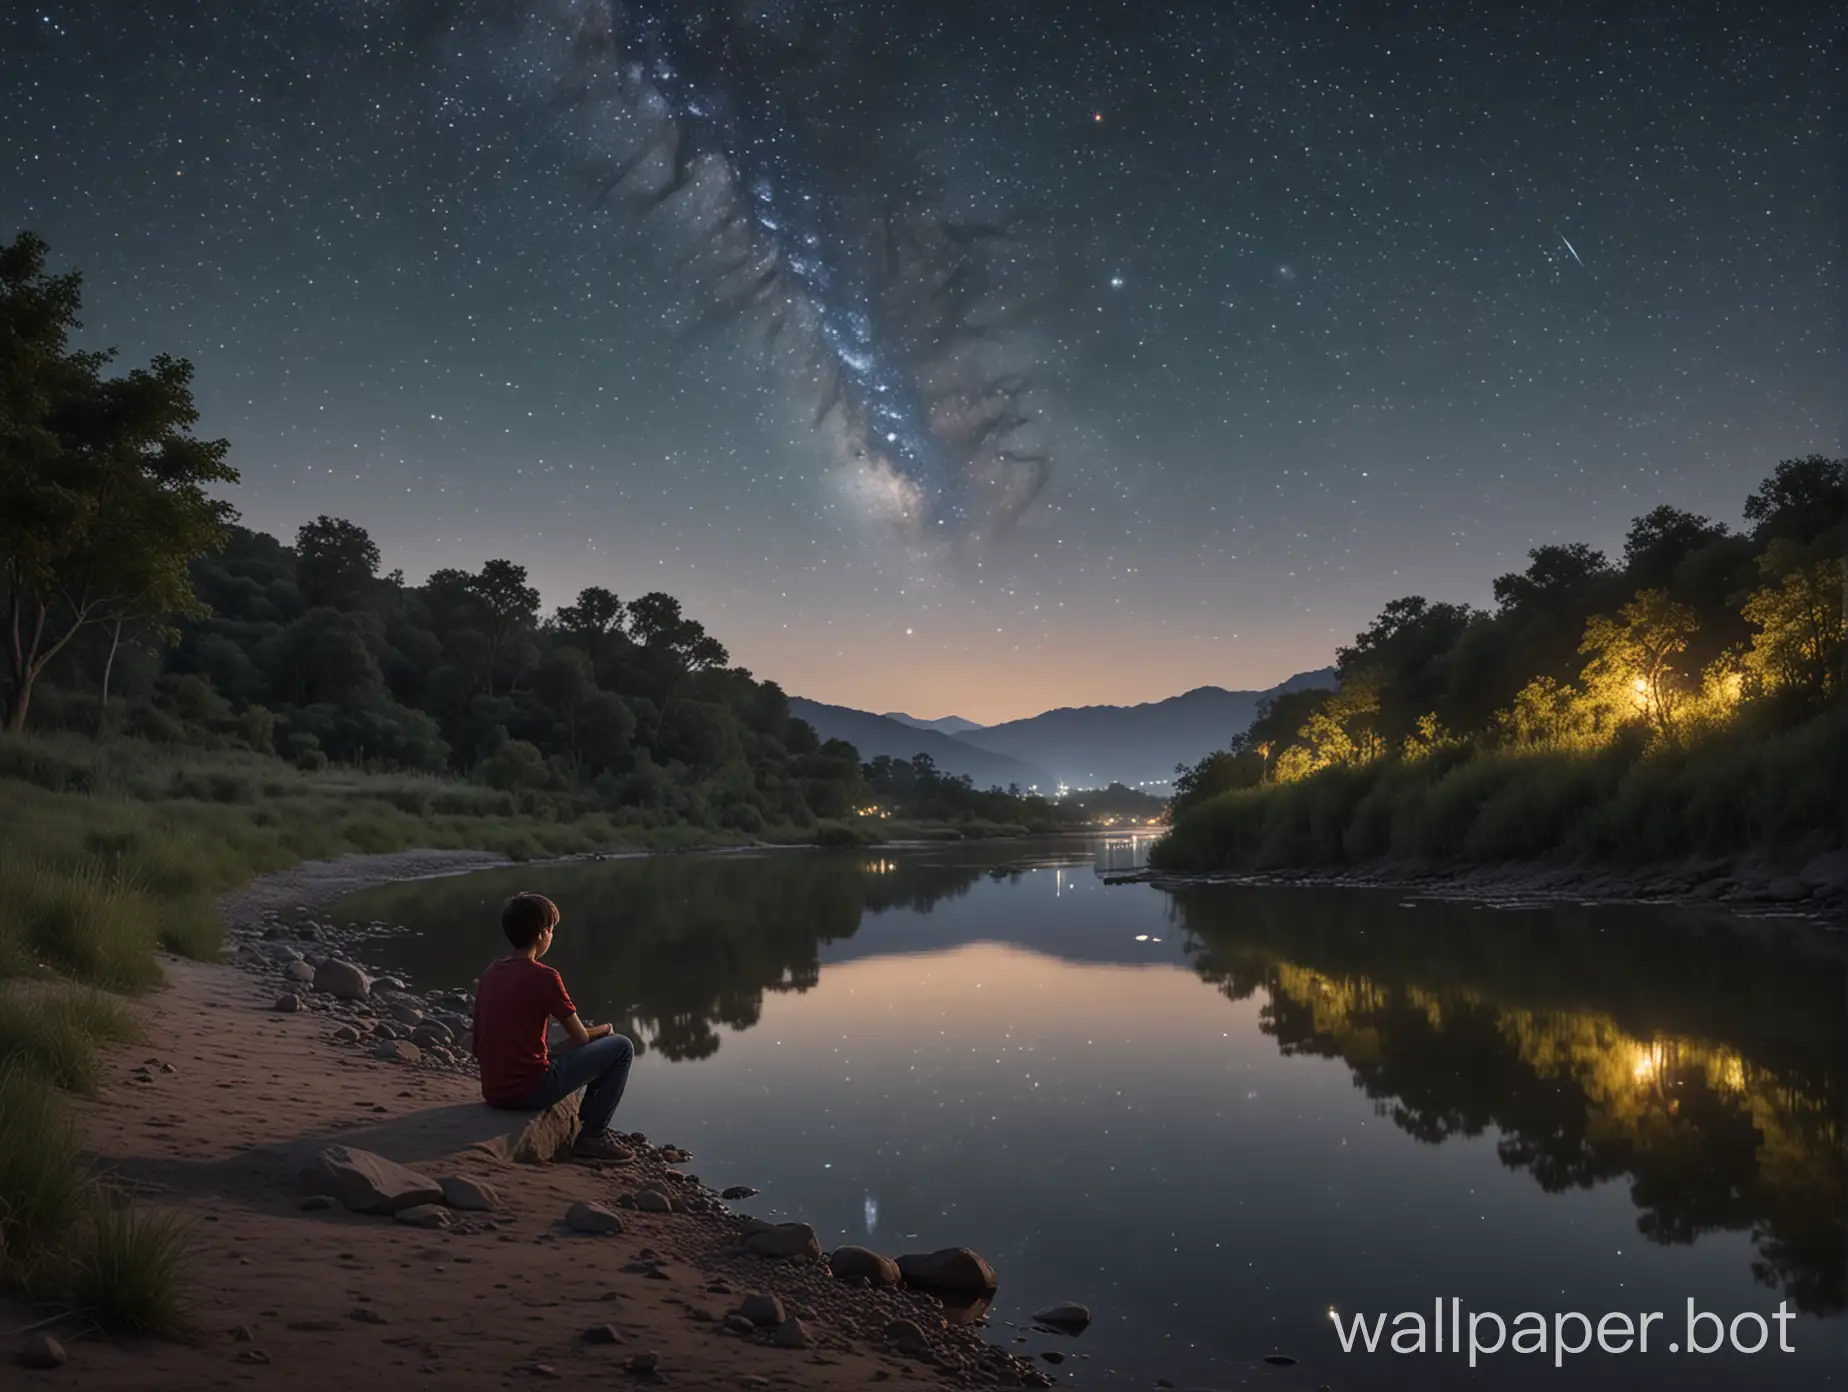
[5,851,1046,1390]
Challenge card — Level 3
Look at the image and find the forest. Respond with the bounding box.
[1160,455,1844,870]
[0,230,1081,839]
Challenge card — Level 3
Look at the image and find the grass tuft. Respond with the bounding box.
[62,1196,194,1339]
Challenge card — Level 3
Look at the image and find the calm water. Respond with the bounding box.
[330,838,1846,1390]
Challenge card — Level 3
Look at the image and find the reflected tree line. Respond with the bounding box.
[343,850,995,1062]
[345,853,1842,1314]
[1170,887,1845,1315]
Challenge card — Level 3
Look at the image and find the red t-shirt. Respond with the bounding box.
[471,956,576,1105]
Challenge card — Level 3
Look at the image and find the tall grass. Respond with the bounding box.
[0,989,142,1093]
[1152,711,1845,873]
[0,729,790,1337]
[0,1063,92,1282]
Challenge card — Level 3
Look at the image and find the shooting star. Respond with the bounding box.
[1559,234,1586,270]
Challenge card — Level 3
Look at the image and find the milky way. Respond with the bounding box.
[475,0,1051,549]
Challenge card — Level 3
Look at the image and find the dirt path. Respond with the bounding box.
[7,852,1048,1390]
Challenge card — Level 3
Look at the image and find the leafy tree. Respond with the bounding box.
[1578,589,1700,741]
[556,585,627,640]
[471,559,541,695]
[1743,455,1845,546]
[0,232,236,730]
[1621,506,1730,591]
[1737,547,1843,705]
[295,516,380,609]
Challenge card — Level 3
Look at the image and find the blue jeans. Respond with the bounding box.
[509,1033,635,1135]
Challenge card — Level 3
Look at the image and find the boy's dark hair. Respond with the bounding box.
[501,892,559,949]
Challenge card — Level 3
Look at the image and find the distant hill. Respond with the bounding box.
[955,668,1337,791]
[882,712,986,736]
[788,698,1051,791]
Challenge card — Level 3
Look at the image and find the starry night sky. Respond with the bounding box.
[3,1,1839,723]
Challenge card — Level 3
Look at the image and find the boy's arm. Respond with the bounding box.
[555,1013,614,1049]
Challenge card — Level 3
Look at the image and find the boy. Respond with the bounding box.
[471,891,634,1160]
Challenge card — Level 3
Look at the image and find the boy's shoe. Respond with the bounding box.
[573,1129,632,1161]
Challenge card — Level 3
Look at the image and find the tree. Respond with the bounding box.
[1743,455,1846,547]
[470,560,540,696]
[1621,506,1729,590]
[295,516,380,609]
[1577,589,1700,741]
[555,585,626,640]
[1738,547,1843,705]
[0,232,236,731]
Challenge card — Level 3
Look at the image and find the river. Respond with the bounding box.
[328,836,1845,1390]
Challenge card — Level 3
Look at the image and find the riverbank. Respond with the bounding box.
[3,851,1054,1387]
[1110,849,1848,932]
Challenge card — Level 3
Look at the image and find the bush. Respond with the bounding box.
[1153,711,1845,872]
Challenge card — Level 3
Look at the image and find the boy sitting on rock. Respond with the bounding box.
[471,891,634,1160]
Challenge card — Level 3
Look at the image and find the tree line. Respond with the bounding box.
[0,230,1085,833]
[1173,456,1844,817]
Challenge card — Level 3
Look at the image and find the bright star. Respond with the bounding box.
[1109,274,1124,289]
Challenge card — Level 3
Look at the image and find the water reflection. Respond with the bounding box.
[333,846,1844,1325]
[340,850,992,1061]
[1170,887,1845,1315]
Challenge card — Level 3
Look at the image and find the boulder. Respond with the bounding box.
[744,1222,821,1261]
[19,1332,67,1369]
[373,1039,422,1064]
[295,1145,443,1215]
[1800,849,1848,889]
[566,1201,624,1235]
[389,1002,426,1027]
[273,993,302,1013]
[393,1203,451,1229]
[331,1024,360,1044]
[830,1245,901,1287]
[284,959,315,982]
[720,1185,759,1200]
[896,1247,998,1294]
[735,1293,785,1327]
[411,1022,454,1049]
[313,958,371,1001]
[633,1189,673,1214]
[467,1091,584,1164]
[772,1317,810,1349]
[1031,1301,1091,1331]
[439,1175,500,1211]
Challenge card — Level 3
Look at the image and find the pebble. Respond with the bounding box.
[393,1204,451,1229]
[298,1194,337,1212]
[331,1025,360,1043]
[720,1185,759,1200]
[583,1324,623,1345]
[372,1038,422,1064]
[626,1352,658,1374]
[273,993,302,1013]
[772,1317,810,1349]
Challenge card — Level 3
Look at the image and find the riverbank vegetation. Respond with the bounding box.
[1158,456,1844,872]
